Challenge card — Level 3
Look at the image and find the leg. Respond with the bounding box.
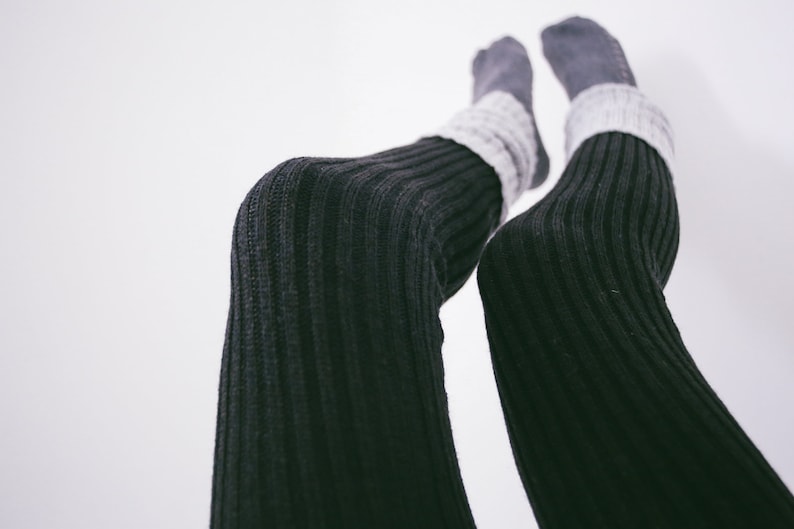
[210,38,547,528]
[477,17,794,528]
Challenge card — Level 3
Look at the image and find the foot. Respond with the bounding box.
[472,36,549,188]
[541,16,636,100]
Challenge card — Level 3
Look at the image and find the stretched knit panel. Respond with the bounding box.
[477,132,794,528]
[211,137,502,528]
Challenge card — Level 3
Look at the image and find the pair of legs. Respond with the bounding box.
[211,17,794,528]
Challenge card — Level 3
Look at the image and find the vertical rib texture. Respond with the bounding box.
[477,132,794,528]
[434,90,541,220]
[211,137,502,528]
[565,84,675,173]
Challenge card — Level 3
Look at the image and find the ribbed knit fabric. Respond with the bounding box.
[211,137,503,528]
[433,90,542,221]
[477,132,794,528]
[565,83,675,172]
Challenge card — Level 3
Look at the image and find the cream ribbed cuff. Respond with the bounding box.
[430,91,538,222]
[566,83,675,174]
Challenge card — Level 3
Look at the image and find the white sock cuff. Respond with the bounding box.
[566,83,675,174]
[430,91,538,222]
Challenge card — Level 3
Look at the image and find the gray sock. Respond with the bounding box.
[472,36,549,187]
[541,16,636,100]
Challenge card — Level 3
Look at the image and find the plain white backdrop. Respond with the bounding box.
[2,1,793,527]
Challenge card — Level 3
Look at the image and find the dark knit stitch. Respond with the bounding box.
[211,137,502,528]
[477,132,794,528]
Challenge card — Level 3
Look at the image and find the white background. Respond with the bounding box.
[2,1,793,527]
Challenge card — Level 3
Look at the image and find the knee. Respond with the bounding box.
[233,156,427,257]
[478,212,578,288]
[237,157,320,217]
[237,156,397,224]
[230,157,326,253]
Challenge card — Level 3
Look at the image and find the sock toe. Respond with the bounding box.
[541,16,636,100]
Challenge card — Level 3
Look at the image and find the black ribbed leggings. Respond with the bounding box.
[211,133,794,528]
